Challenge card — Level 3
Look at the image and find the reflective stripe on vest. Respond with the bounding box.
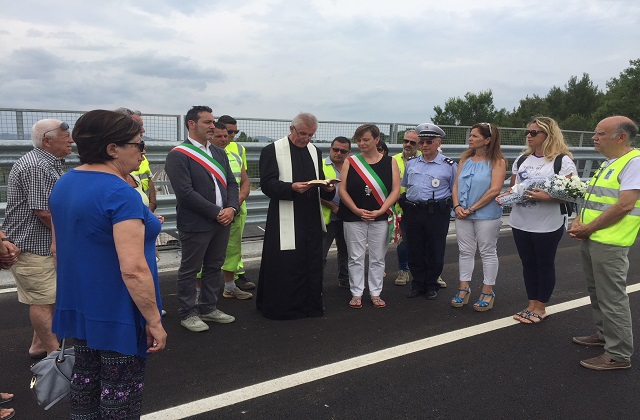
[227,150,247,211]
[226,142,247,170]
[581,149,640,246]
[322,162,338,225]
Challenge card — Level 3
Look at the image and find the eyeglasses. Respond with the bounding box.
[419,139,437,145]
[331,147,349,154]
[525,129,546,137]
[403,139,417,146]
[293,126,315,140]
[120,140,145,152]
[227,130,240,135]
[42,122,69,137]
[480,122,493,136]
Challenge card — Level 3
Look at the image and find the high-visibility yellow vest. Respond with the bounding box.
[131,156,151,195]
[226,142,247,170]
[392,152,419,214]
[227,149,247,212]
[581,149,640,246]
[322,162,338,225]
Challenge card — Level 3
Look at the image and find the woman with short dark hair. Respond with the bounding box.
[50,109,167,418]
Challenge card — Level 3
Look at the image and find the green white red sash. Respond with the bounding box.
[348,154,392,215]
[173,143,227,187]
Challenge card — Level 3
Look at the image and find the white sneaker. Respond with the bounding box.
[200,309,235,324]
[394,270,410,286]
[223,286,253,300]
[180,315,209,332]
[437,277,447,288]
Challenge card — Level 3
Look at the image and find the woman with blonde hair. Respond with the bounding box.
[451,123,506,311]
[497,116,576,324]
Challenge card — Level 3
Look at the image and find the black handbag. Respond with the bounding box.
[30,338,76,410]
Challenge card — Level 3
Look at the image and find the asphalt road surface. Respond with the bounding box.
[2,231,640,419]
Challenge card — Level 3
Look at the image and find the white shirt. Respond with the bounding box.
[509,154,577,232]
[187,137,222,207]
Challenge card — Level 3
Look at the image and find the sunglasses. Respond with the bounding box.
[480,122,493,136]
[525,129,545,137]
[42,122,69,137]
[331,147,349,154]
[227,130,240,135]
[403,139,417,146]
[120,140,146,152]
[418,139,437,145]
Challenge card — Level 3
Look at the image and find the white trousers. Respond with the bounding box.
[455,218,502,286]
[343,220,389,297]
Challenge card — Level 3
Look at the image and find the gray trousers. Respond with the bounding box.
[177,226,230,320]
[581,239,633,362]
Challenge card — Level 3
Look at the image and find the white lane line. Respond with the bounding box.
[142,283,640,420]
[0,287,17,294]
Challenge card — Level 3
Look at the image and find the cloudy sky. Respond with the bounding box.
[1,0,638,123]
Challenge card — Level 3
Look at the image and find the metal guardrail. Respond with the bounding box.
[0,141,605,242]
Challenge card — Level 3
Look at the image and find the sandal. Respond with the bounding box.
[450,287,471,308]
[0,393,12,405]
[349,296,362,309]
[0,408,15,420]
[521,311,550,324]
[473,291,495,312]
[371,296,386,308]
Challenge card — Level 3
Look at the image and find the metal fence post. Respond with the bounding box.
[16,111,24,140]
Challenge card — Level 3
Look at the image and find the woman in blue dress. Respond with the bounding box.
[50,110,167,419]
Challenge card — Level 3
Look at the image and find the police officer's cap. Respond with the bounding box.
[415,123,445,139]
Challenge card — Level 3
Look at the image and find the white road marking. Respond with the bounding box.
[142,283,640,419]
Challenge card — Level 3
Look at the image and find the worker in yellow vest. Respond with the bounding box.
[321,136,351,288]
[210,122,253,299]
[392,130,446,288]
[217,115,255,290]
[568,116,640,371]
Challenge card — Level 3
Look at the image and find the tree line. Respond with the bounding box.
[431,58,640,131]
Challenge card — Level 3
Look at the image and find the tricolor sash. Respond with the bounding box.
[348,154,392,215]
[274,137,325,251]
[173,143,227,188]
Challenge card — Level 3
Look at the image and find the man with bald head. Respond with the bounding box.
[2,119,74,357]
[568,116,640,370]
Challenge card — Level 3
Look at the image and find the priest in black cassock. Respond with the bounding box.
[257,113,337,320]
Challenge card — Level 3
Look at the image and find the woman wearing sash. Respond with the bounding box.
[338,124,400,308]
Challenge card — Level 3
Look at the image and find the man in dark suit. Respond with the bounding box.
[165,106,239,332]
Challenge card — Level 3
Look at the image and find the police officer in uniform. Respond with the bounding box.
[402,123,457,299]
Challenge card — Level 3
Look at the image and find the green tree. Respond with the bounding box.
[596,58,640,123]
[236,131,256,142]
[432,90,506,126]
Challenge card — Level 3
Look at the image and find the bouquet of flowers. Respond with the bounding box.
[497,174,588,207]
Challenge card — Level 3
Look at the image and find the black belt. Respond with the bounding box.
[405,197,451,208]
[403,197,452,214]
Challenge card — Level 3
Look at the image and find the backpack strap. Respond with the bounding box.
[553,154,573,216]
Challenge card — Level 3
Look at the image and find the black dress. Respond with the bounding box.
[256,139,335,320]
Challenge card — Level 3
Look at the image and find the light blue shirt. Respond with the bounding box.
[402,153,457,201]
[457,159,502,220]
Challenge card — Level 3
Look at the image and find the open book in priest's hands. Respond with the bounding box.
[306,178,341,186]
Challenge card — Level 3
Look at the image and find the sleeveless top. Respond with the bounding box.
[338,154,393,222]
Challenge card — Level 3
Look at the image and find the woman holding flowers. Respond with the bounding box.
[451,123,506,311]
[498,116,577,324]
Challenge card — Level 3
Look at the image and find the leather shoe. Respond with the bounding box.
[572,333,605,347]
[425,290,438,300]
[580,353,631,370]
[406,289,425,298]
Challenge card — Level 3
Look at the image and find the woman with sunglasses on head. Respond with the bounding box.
[338,124,400,309]
[451,123,506,311]
[497,116,576,324]
[49,110,167,418]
